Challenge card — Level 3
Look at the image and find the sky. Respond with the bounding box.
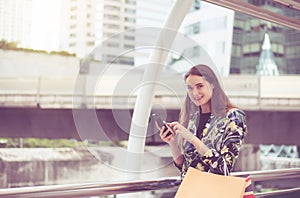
[31,0,61,51]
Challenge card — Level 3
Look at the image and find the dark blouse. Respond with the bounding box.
[196,111,211,139]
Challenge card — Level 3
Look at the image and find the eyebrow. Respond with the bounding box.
[187,82,205,87]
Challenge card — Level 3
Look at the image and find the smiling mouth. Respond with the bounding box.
[194,96,203,101]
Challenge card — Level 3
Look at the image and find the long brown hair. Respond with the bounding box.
[179,64,235,127]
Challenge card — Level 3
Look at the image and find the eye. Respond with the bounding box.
[187,86,193,91]
[196,84,204,89]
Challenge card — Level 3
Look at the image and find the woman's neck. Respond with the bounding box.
[199,106,211,114]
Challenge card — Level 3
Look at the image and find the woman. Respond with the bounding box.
[159,64,247,177]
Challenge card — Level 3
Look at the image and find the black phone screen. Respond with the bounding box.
[151,114,173,136]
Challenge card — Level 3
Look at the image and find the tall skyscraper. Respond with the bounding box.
[0,0,33,48]
[59,0,173,65]
[59,0,137,63]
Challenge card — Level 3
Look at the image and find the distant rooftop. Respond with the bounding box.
[256,32,279,76]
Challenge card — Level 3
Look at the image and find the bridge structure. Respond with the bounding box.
[0,70,299,146]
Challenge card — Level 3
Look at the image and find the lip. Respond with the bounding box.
[194,96,203,101]
[193,96,204,104]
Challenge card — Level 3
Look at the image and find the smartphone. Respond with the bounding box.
[151,113,174,136]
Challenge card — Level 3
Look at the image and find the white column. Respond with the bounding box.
[124,0,194,180]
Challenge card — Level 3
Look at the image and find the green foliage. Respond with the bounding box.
[0,138,122,148]
[0,138,85,148]
[0,39,75,57]
[49,50,76,56]
[23,138,84,148]
[0,40,18,49]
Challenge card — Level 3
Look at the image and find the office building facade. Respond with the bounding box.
[0,0,33,48]
[231,0,300,74]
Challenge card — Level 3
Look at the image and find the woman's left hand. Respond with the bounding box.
[169,122,195,143]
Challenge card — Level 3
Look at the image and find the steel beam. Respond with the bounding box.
[203,0,300,30]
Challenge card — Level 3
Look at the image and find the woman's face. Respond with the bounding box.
[186,74,214,112]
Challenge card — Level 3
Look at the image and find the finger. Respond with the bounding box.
[162,129,173,139]
[169,122,179,128]
[154,122,160,130]
[159,126,166,136]
[173,123,180,132]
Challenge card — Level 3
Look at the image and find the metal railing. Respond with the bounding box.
[0,168,299,198]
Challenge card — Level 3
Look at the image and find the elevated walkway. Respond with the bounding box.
[1,74,300,111]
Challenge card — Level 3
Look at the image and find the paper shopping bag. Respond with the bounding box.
[175,167,247,198]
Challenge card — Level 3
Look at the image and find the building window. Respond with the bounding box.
[243,43,260,54]
[106,42,119,47]
[185,22,200,35]
[125,17,136,23]
[201,16,227,32]
[125,0,136,5]
[234,19,244,31]
[190,0,200,11]
[124,35,134,40]
[104,5,120,11]
[104,14,120,20]
[70,6,77,12]
[119,56,134,65]
[231,45,242,57]
[103,23,120,29]
[125,8,136,14]
[69,33,76,38]
[86,41,95,46]
[184,46,200,58]
[124,44,134,49]
[124,26,133,30]
[286,46,300,58]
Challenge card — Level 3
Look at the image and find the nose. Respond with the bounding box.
[192,87,199,96]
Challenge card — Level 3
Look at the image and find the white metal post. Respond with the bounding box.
[125,0,194,179]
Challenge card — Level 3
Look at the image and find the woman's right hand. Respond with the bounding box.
[157,122,175,144]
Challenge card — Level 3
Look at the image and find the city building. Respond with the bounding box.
[59,0,136,63]
[169,0,235,76]
[169,0,300,76]
[0,0,33,48]
[1,0,299,74]
[134,0,174,66]
[59,0,173,66]
[231,0,300,74]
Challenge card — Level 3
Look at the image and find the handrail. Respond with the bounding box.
[0,177,180,198]
[0,168,299,198]
[231,167,300,182]
[255,187,300,198]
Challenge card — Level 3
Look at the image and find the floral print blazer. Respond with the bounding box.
[177,108,247,178]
